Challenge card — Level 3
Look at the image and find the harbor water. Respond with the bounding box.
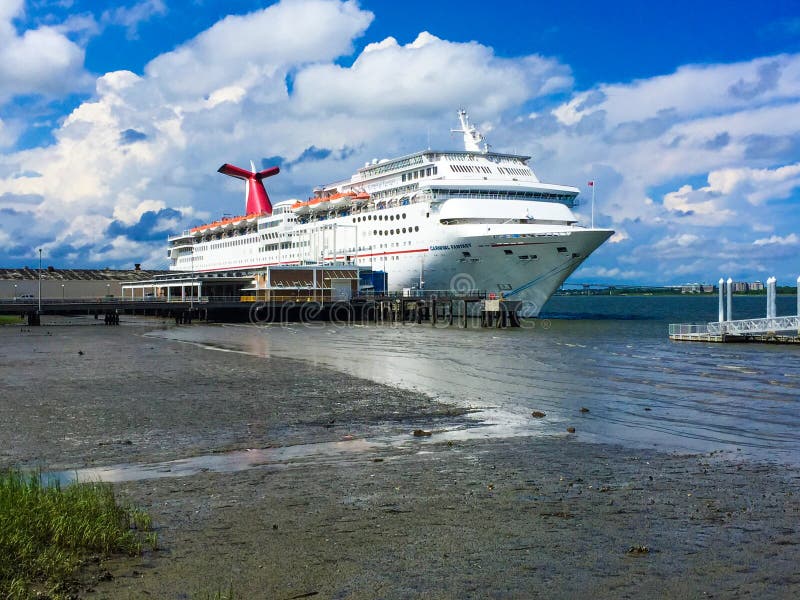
[149,294,800,466]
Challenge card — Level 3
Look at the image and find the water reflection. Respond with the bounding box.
[147,295,800,465]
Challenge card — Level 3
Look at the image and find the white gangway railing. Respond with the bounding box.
[668,323,709,336]
[707,315,800,336]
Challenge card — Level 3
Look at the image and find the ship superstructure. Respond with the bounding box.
[168,110,613,315]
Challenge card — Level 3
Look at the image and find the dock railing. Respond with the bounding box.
[707,316,800,335]
[668,323,709,336]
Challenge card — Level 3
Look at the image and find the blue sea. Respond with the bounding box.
[152,294,800,466]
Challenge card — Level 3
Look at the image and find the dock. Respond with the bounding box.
[670,274,800,343]
[0,264,528,328]
[669,317,800,343]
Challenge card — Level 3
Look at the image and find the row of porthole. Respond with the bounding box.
[374,226,420,236]
[355,213,407,222]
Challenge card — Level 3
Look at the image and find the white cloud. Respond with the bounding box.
[292,31,571,117]
[553,55,800,129]
[0,0,92,103]
[144,0,373,103]
[102,0,166,39]
[753,233,800,246]
[707,162,800,205]
[608,230,629,244]
[573,266,646,280]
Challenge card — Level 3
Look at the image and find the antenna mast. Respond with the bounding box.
[451,108,488,153]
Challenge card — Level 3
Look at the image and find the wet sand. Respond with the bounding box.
[2,317,799,598]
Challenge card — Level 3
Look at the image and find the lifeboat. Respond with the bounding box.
[291,200,311,215]
[328,191,357,209]
[306,195,331,212]
[190,213,262,234]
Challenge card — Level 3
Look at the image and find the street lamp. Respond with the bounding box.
[190,246,195,310]
[106,283,110,299]
[13,284,17,301]
[61,284,65,301]
[38,248,42,313]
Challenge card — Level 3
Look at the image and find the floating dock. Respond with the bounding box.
[670,274,800,343]
[669,317,800,343]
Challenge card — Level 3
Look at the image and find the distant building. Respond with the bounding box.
[732,281,749,293]
[680,283,715,294]
[750,281,764,291]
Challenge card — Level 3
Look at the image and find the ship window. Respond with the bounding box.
[415,226,419,231]
[519,255,528,260]
[402,213,406,219]
[462,251,471,257]
[402,174,406,181]
[572,253,581,258]
[557,247,568,253]
[402,228,407,233]
[504,249,513,255]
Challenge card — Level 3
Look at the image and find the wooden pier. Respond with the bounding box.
[0,294,524,328]
[366,296,521,328]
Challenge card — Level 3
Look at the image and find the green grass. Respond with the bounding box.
[0,315,22,325]
[0,469,156,599]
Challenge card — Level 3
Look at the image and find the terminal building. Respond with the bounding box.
[0,265,169,300]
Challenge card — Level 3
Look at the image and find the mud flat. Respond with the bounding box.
[1,317,799,598]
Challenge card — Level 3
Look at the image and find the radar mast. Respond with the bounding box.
[451,109,488,153]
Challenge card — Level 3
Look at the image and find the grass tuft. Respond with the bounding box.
[196,582,238,600]
[0,469,155,599]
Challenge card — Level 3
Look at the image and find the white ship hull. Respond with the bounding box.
[375,228,611,316]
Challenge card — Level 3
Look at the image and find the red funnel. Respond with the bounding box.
[218,163,280,215]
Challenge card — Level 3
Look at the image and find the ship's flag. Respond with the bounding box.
[588,180,594,186]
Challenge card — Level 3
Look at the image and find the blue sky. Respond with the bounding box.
[1,0,800,284]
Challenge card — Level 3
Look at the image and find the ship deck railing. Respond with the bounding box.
[358,289,491,300]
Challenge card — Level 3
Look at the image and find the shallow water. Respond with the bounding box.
[146,295,800,466]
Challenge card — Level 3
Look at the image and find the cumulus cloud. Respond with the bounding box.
[144,0,373,102]
[0,0,92,103]
[292,31,572,117]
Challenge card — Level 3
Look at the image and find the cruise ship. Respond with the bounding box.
[167,111,613,315]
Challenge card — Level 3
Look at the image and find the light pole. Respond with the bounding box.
[38,248,42,313]
[61,284,65,301]
[106,283,110,298]
[13,284,17,301]
[190,246,195,310]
